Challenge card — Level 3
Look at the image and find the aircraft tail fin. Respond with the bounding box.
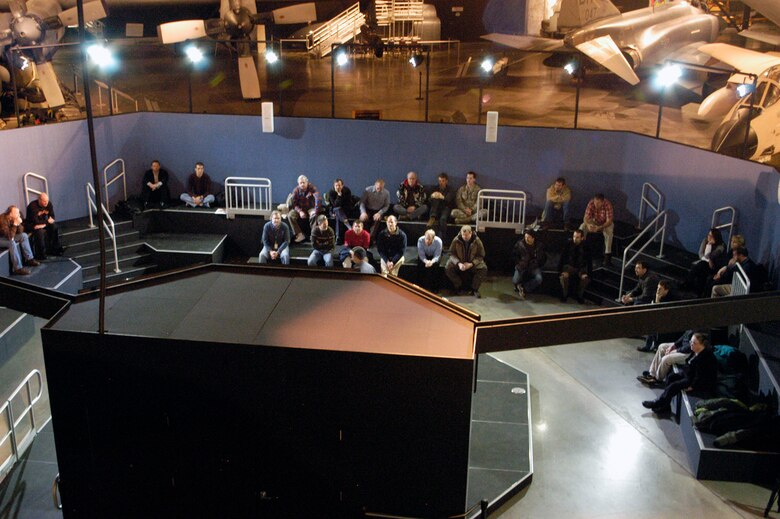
[557,0,620,31]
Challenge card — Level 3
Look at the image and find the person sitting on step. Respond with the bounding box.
[393,171,428,221]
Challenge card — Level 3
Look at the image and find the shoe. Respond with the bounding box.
[294,233,306,243]
[427,217,437,227]
[12,268,31,276]
[637,375,656,385]
[642,370,651,377]
[513,284,520,293]
[637,344,653,352]
[517,286,526,301]
[23,259,40,267]
[652,405,672,415]
[642,400,658,409]
[472,289,481,299]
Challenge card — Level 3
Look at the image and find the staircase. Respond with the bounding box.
[59,218,157,290]
[307,2,366,57]
[375,0,424,39]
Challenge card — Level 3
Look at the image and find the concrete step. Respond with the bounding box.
[80,252,154,280]
[82,263,159,290]
[59,219,135,247]
[62,230,142,256]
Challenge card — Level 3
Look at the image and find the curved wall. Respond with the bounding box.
[1,113,777,276]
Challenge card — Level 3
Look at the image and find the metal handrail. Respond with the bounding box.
[23,172,49,207]
[711,206,736,247]
[103,158,127,208]
[225,177,273,219]
[307,2,364,57]
[732,261,750,296]
[638,182,663,230]
[617,210,668,298]
[86,182,121,273]
[476,189,526,234]
[0,369,44,480]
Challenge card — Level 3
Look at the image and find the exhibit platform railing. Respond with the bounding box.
[0,369,44,481]
[225,177,274,219]
[23,172,49,207]
[617,209,668,299]
[476,189,526,234]
[102,157,127,210]
[85,182,121,273]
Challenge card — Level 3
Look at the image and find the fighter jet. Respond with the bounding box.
[157,0,317,100]
[482,0,719,85]
[0,0,108,108]
[697,43,780,162]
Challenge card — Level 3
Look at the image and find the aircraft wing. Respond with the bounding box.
[699,43,780,76]
[575,34,639,85]
[739,22,780,46]
[665,41,720,68]
[741,0,780,28]
[481,33,565,52]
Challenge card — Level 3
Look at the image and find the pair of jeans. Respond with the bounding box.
[308,250,333,267]
[542,199,570,222]
[513,266,543,293]
[259,246,290,265]
[0,234,34,271]
[180,193,215,207]
[393,204,428,221]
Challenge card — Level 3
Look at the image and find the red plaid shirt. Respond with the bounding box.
[584,199,613,226]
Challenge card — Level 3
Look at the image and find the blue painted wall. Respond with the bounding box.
[1,112,777,276]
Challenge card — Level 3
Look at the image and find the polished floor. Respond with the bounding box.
[1,272,777,517]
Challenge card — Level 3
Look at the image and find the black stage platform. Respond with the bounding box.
[42,265,533,518]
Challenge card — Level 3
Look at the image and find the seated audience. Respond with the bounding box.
[307,214,335,267]
[558,228,591,303]
[289,175,322,243]
[393,171,428,221]
[25,192,63,260]
[451,171,486,224]
[542,177,571,227]
[637,330,695,387]
[359,179,391,243]
[350,246,376,274]
[642,332,717,415]
[340,220,372,268]
[579,193,614,265]
[445,225,487,298]
[258,210,290,265]
[637,280,681,352]
[141,159,170,209]
[377,215,407,277]
[326,178,357,243]
[711,247,757,297]
[426,172,455,239]
[417,229,443,292]
[0,205,39,275]
[620,260,658,305]
[180,162,215,208]
[683,228,726,296]
[512,229,547,301]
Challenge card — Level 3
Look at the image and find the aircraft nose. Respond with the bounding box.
[711,107,758,160]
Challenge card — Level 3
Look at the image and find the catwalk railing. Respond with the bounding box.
[225,177,273,219]
[0,369,44,481]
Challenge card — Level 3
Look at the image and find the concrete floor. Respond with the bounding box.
[1,274,777,517]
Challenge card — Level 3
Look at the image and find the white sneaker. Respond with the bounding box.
[294,233,306,243]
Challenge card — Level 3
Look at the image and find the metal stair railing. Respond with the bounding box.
[375,0,424,24]
[23,172,49,207]
[0,369,44,481]
[85,182,121,273]
[732,261,750,296]
[225,177,273,219]
[711,206,736,247]
[102,158,128,210]
[617,209,668,298]
[307,2,365,57]
[476,189,526,234]
[637,182,663,230]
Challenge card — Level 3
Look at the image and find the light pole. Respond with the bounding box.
[654,63,682,139]
[184,43,203,113]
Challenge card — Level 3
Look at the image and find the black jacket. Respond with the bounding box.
[629,272,659,304]
[513,239,547,271]
[558,239,591,274]
[685,348,718,394]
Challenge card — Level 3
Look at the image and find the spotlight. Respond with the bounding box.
[336,52,348,67]
[265,49,279,64]
[185,44,203,64]
[480,57,494,73]
[14,55,30,71]
[409,53,424,68]
[87,44,116,69]
[736,83,755,98]
[655,63,682,88]
[564,61,576,76]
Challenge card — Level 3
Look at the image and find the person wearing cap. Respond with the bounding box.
[512,228,547,300]
[350,246,376,273]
